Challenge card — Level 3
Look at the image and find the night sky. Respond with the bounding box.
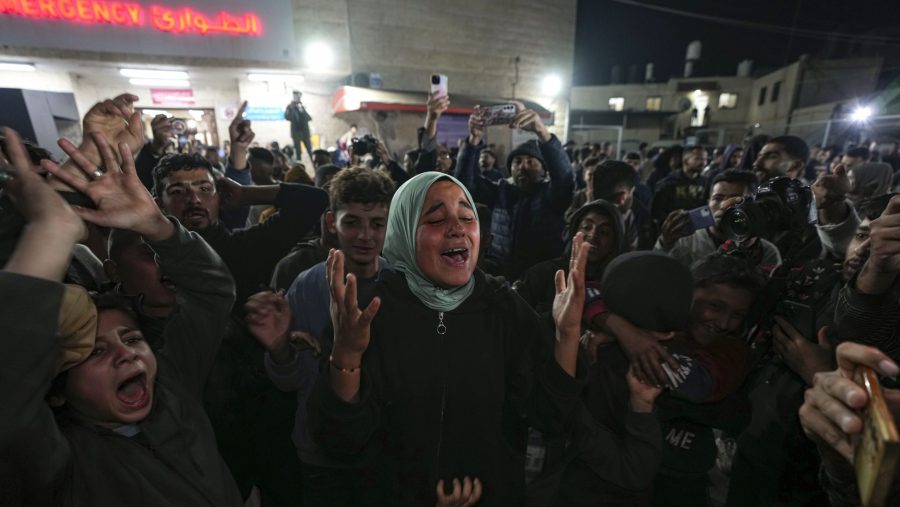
[574,0,899,85]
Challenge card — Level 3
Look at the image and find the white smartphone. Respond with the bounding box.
[430,74,448,98]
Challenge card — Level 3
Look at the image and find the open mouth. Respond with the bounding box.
[116,372,150,409]
[441,247,469,266]
[159,275,176,291]
[185,209,208,221]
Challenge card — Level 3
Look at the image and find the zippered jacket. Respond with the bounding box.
[308,269,586,506]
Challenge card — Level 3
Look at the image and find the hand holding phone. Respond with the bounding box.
[687,205,716,233]
[475,104,517,126]
[430,74,448,98]
[854,365,900,507]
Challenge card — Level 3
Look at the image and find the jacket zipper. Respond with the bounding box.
[433,311,448,488]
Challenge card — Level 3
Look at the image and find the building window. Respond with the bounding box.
[645,96,662,111]
[758,86,767,106]
[771,81,781,102]
[718,93,738,109]
[609,97,625,111]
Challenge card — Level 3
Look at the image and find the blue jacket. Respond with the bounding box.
[456,135,574,278]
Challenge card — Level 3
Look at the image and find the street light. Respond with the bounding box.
[541,74,562,96]
[305,41,334,71]
[851,105,873,122]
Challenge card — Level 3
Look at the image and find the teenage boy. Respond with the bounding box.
[247,166,396,505]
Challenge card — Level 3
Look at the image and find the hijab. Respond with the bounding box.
[382,172,478,311]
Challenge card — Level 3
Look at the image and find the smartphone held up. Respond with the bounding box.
[430,74,448,98]
[475,104,517,126]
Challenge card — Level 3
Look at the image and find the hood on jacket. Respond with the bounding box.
[566,199,627,259]
[506,140,547,174]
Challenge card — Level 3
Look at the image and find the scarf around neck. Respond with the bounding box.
[383,172,478,311]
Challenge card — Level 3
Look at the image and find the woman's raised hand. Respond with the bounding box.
[552,232,590,339]
[326,249,381,365]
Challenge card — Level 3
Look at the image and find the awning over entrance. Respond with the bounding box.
[331,86,553,123]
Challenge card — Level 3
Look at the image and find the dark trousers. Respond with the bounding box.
[292,130,313,160]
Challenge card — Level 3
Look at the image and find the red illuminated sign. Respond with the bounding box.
[0,0,263,36]
[151,88,194,105]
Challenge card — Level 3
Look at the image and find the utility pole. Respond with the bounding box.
[512,56,520,99]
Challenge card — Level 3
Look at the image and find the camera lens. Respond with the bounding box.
[431,75,441,85]
[723,208,752,241]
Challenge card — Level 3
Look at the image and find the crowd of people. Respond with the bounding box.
[2,87,900,507]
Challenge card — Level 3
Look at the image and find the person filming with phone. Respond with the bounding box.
[456,101,574,279]
[654,170,782,270]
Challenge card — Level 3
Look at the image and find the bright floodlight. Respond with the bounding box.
[851,106,873,122]
[305,42,334,70]
[0,62,36,72]
[542,74,563,96]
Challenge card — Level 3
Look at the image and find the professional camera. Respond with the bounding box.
[351,135,379,156]
[721,177,815,242]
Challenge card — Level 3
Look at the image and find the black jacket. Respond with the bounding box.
[199,182,328,306]
[308,270,586,506]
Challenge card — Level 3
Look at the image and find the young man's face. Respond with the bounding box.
[576,211,616,265]
[436,149,454,174]
[682,149,708,176]
[689,283,755,345]
[754,143,798,181]
[110,239,177,312]
[843,218,872,281]
[709,181,751,231]
[327,202,389,269]
[625,157,641,170]
[511,155,544,191]
[159,168,220,231]
[65,309,157,427]
[478,151,496,170]
[583,163,599,195]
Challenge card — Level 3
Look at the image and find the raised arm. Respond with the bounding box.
[455,112,497,207]
[509,101,573,211]
[0,128,86,501]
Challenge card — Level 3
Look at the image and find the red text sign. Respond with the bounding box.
[0,0,263,36]
[150,88,194,105]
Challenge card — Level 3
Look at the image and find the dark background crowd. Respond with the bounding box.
[2,85,900,507]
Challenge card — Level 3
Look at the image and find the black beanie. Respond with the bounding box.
[601,251,693,332]
[506,140,546,173]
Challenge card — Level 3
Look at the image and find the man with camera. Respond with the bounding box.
[655,170,781,270]
[284,90,314,161]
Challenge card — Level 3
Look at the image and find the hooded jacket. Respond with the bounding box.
[516,199,627,334]
[307,269,586,506]
[456,135,575,278]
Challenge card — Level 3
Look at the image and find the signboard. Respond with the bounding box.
[150,88,194,105]
[0,0,294,62]
[0,1,261,36]
[243,105,284,122]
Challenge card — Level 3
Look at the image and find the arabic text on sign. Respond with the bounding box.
[0,0,263,36]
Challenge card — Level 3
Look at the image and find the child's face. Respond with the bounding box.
[64,309,157,427]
